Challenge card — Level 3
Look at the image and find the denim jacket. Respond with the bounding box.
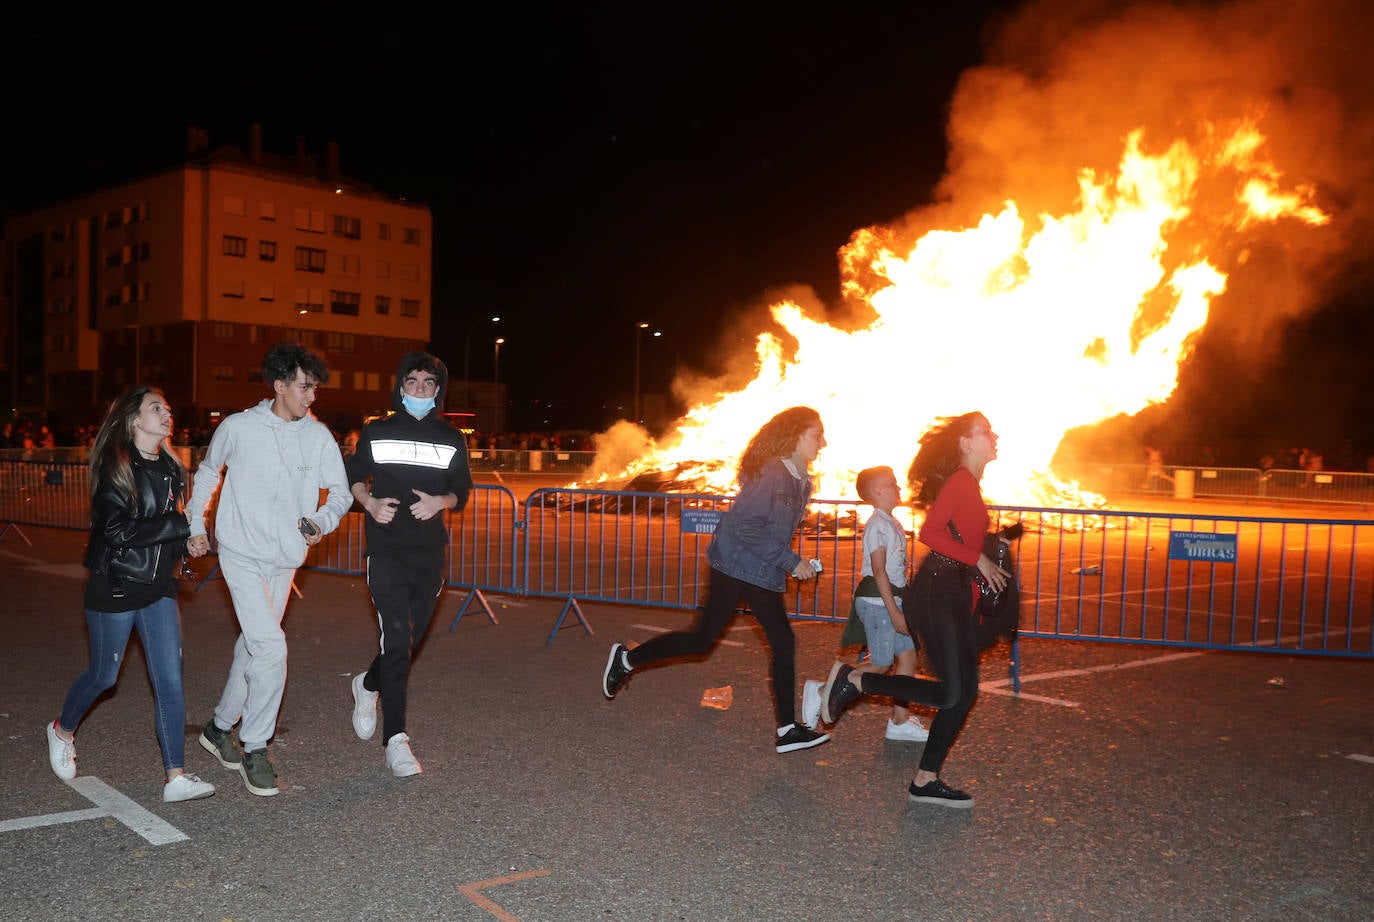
[707,458,812,592]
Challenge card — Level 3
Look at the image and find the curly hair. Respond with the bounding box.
[907,412,986,510]
[263,342,330,386]
[738,406,822,484]
[89,387,183,511]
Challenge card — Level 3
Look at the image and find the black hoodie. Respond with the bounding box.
[346,353,473,555]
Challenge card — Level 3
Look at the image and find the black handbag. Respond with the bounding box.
[949,521,1022,649]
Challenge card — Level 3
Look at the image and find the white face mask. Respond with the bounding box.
[401,394,436,418]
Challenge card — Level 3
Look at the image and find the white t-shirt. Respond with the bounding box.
[861,508,907,589]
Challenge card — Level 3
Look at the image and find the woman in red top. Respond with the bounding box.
[820,412,1009,807]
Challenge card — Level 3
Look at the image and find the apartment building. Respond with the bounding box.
[2,136,432,431]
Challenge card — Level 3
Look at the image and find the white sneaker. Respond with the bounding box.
[46,721,76,780]
[801,680,823,729]
[351,673,379,740]
[385,732,422,777]
[885,717,930,742]
[162,773,215,803]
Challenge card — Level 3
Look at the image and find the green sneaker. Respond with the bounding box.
[239,749,279,797]
[198,721,241,770]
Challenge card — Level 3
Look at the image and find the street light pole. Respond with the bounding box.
[493,337,505,433]
[463,315,500,409]
[634,322,662,426]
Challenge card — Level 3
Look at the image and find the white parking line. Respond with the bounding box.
[0,777,189,845]
[1348,754,1374,765]
[981,650,1208,707]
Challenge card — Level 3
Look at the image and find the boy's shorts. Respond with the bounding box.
[854,595,915,667]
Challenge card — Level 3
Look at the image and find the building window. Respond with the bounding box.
[294,289,324,313]
[340,254,361,277]
[259,283,275,302]
[137,281,150,301]
[212,364,235,382]
[294,246,326,273]
[49,224,70,243]
[104,290,121,307]
[260,201,276,221]
[139,242,151,261]
[366,372,381,391]
[402,227,420,244]
[105,211,122,229]
[134,202,150,221]
[400,298,420,317]
[223,195,246,216]
[105,251,122,268]
[214,323,235,342]
[378,222,391,241]
[326,332,356,353]
[300,330,319,347]
[399,263,420,282]
[49,259,73,279]
[257,240,276,262]
[332,215,361,239]
[249,325,265,343]
[223,235,248,257]
[223,281,245,299]
[294,208,326,233]
[329,290,361,316]
[375,295,391,315]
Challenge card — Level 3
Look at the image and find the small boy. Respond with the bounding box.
[802,466,928,741]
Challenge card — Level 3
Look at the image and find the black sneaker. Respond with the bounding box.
[198,721,242,770]
[908,777,974,808]
[602,643,632,699]
[239,749,279,797]
[775,724,830,754]
[821,661,861,725]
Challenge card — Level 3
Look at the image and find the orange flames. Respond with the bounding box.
[594,119,1327,504]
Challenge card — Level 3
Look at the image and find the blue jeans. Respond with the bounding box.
[59,597,187,770]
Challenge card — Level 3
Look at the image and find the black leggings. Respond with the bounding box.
[626,567,797,727]
[859,563,979,774]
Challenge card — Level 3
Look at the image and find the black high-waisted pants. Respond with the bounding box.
[626,567,797,727]
[859,558,979,773]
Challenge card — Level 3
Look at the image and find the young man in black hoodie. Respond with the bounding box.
[346,352,473,776]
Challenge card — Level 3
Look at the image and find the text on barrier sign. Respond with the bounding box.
[1168,530,1238,563]
[681,508,723,535]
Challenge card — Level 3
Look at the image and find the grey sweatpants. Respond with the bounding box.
[211,547,297,750]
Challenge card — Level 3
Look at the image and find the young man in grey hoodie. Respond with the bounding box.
[187,343,352,796]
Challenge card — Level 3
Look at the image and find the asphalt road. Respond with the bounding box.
[1,525,1371,921]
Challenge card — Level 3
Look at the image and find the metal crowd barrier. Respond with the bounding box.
[5,463,1371,660]
[1061,462,1374,506]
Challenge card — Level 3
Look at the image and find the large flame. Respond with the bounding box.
[596,120,1326,502]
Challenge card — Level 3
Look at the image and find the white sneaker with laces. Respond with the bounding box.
[385,732,422,777]
[801,680,823,729]
[162,773,215,802]
[351,673,379,740]
[46,721,76,780]
[885,717,930,742]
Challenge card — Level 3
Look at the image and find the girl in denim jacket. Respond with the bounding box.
[602,407,832,754]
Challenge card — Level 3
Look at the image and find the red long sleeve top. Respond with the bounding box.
[918,466,988,565]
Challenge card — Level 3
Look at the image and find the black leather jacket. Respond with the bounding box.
[83,454,191,594]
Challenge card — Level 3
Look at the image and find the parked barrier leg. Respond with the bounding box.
[1009,635,1021,694]
[0,522,33,546]
[546,597,593,644]
[448,588,498,631]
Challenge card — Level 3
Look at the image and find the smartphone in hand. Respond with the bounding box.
[298,518,318,537]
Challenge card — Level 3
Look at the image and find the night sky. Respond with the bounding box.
[4,2,1372,462]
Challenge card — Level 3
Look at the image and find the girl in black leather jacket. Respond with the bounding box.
[45,387,216,803]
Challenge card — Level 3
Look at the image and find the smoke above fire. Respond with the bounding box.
[595,0,1370,502]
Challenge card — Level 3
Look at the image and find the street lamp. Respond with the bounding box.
[634,322,662,425]
[462,315,500,408]
[493,337,505,433]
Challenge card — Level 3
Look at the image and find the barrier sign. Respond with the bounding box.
[1168,531,1237,563]
[681,508,723,534]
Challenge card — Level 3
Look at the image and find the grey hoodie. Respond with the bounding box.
[189,399,351,568]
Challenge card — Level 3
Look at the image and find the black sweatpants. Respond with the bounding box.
[626,567,797,727]
[363,550,445,745]
[860,560,979,774]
